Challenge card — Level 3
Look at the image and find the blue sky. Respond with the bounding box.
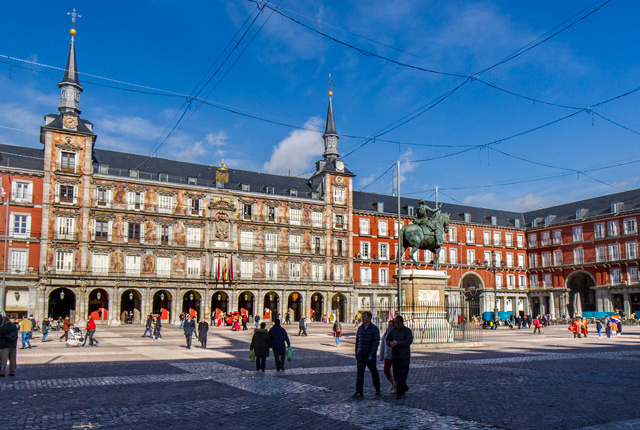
[1,0,639,211]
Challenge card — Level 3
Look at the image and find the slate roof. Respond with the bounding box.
[353,191,524,227]
[0,144,45,172]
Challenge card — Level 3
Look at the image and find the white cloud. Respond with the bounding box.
[507,193,547,211]
[170,131,229,163]
[398,149,417,186]
[463,193,497,208]
[262,117,323,175]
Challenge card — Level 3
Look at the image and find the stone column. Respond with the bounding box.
[623,292,631,317]
[170,290,179,325]
[203,288,211,321]
[109,287,119,326]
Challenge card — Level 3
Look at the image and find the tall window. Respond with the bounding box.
[467,249,475,265]
[541,252,551,267]
[266,261,278,280]
[572,226,583,242]
[9,250,27,274]
[187,258,201,276]
[379,268,389,286]
[379,243,389,260]
[59,185,74,203]
[333,187,346,205]
[495,273,503,288]
[594,223,605,239]
[627,267,638,284]
[519,275,527,289]
[626,242,638,260]
[289,208,302,225]
[505,233,513,247]
[483,231,490,246]
[517,234,524,247]
[507,274,516,289]
[448,248,457,264]
[186,227,202,247]
[553,250,563,266]
[12,182,32,203]
[608,220,619,237]
[335,214,345,229]
[543,273,552,288]
[290,262,301,280]
[96,188,111,207]
[334,265,345,281]
[552,230,562,245]
[624,218,637,235]
[91,253,109,275]
[157,256,172,277]
[94,220,109,242]
[505,253,513,267]
[289,234,301,253]
[359,218,370,235]
[608,243,621,261]
[595,246,606,263]
[243,203,252,220]
[360,267,371,285]
[517,254,525,268]
[160,225,170,245]
[240,231,253,250]
[610,268,622,284]
[56,250,73,272]
[528,233,537,247]
[11,214,30,238]
[60,151,76,172]
[311,263,323,281]
[529,254,538,268]
[394,221,402,238]
[466,229,475,244]
[311,211,322,228]
[313,237,322,254]
[360,242,370,259]
[126,191,143,210]
[189,198,201,216]
[125,255,141,275]
[541,231,550,246]
[266,233,278,252]
[158,195,173,214]
[493,231,501,246]
[378,221,388,237]
[529,274,538,289]
[573,248,584,264]
[268,207,277,222]
[128,223,141,242]
[240,260,253,279]
[335,238,345,256]
[448,227,457,242]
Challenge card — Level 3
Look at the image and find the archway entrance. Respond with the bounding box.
[310,293,323,321]
[211,291,229,319]
[120,289,141,324]
[287,292,302,321]
[263,292,279,321]
[238,291,255,316]
[88,288,109,322]
[462,274,482,318]
[152,290,172,321]
[48,288,76,321]
[182,290,201,319]
[567,272,596,316]
[331,294,346,323]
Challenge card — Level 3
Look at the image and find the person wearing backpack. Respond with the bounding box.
[596,320,603,337]
[0,316,19,377]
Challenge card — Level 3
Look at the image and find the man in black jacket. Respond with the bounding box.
[183,315,196,349]
[0,316,19,377]
[142,314,154,338]
[386,315,413,399]
[352,311,381,398]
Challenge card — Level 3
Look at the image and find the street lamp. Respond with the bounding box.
[96,291,101,301]
[217,293,221,301]
[60,290,65,300]
[160,292,165,301]
[129,292,133,301]
[484,251,505,323]
[189,293,194,301]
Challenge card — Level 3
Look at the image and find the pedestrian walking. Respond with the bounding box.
[605,317,612,338]
[59,317,74,342]
[596,319,603,337]
[254,314,261,328]
[352,311,381,399]
[179,312,185,328]
[0,316,19,377]
[268,319,291,371]
[386,315,413,400]
[183,315,196,349]
[285,312,291,325]
[242,313,248,331]
[82,315,99,347]
[19,315,33,349]
[380,320,396,392]
[154,316,163,340]
[333,320,342,347]
[42,317,51,342]
[198,317,209,348]
[142,314,154,338]
[298,315,308,336]
[533,317,542,334]
[250,322,271,372]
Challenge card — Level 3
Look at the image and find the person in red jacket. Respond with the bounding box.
[82,315,99,347]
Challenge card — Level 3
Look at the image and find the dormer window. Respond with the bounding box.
[216,181,224,189]
[311,191,319,199]
[376,202,384,213]
[576,209,586,219]
[514,219,521,228]
[241,183,250,192]
[464,213,471,223]
[407,206,415,216]
[611,203,620,214]
[490,216,497,226]
[129,169,139,178]
[158,173,169,182]
[264,186,274,194]
[98,165,109,175]
[289,189,298,197]
[187,177,197,186]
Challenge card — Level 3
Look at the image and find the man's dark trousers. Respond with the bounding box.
[392,356,410,395]
[356,353,380,394]
[185,334,192,349]
[273,348,286,370]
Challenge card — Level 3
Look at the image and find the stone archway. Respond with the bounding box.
[120,289,142,324]
[567,271,596,316]
[182,290,201,319]
[331,293,346,323]
[88,288,109,322]
[310,293,323,321]
[263,291,279,322]
[211,291,229,321]
[48,288,76,321]
[461,273,483,318]
[238,291,255,316]
[152,290,172,321]
[287,292,303,321]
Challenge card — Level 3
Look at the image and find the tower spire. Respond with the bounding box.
[58,10,83,115]
[322,74,339,161]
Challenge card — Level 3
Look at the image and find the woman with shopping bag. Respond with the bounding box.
[249,322,271,372]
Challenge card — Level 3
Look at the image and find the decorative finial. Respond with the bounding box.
[327,74,334,97]
[67,8,81,35]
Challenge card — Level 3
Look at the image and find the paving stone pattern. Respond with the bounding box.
[1,323,640,429]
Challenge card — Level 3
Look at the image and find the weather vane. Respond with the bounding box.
[67,8,81,35]
[327,74,334,96]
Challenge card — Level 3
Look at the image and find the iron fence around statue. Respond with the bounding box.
[359,303,482,344]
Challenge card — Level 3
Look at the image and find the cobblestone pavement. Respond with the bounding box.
[2,322,640,429]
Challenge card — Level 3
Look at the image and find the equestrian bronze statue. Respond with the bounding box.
[400,199,450,270]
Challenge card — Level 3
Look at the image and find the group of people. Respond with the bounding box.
[352,311,413,400]
[182,315,210,349]
[571,317,622,339]
[249,319,291,372]
[142,314,164,340]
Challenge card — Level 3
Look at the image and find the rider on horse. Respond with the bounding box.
[414,199,443,246]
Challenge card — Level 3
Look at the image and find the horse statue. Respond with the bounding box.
[400,211,450,270]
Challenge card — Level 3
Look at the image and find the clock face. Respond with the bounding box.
[63,115,78,129]
[336,160,344,171]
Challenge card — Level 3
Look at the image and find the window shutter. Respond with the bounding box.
[140,223,145,243]
[108,220,113,242]
[91,219,96,240]
[187,198,192,215]
[11,181,17,201]
[124,221,129,243]
[8,214,14,236]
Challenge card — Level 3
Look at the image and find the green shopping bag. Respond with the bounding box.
[249,350,255,362]
[286,346,294,362]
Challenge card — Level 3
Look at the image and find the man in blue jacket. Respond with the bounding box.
[183,315,196,349]
[352,311,381,398]
[268,319,291,371]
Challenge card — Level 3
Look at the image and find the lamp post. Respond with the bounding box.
[484,251,505,323]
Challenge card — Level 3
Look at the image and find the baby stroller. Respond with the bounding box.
[66,327,84,347]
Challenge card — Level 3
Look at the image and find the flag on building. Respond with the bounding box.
[230,255,234,281]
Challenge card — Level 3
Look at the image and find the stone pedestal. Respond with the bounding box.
[397,269,453,343]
